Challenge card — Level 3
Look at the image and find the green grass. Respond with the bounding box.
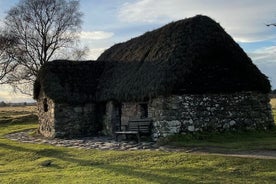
[0,107,276,183]
[161,130,276,151]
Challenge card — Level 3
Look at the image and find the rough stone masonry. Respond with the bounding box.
[149,92,274,140]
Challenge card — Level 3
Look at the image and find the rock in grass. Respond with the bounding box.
[40,160,52,167]
[90,161,103,166]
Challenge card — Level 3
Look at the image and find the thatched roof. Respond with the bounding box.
[34,15,271,103]
[97,15,270,98]
[33,60,105,103]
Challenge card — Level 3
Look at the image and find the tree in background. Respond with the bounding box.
[0,101,7,107]
[0,0,84,95]
[0,34,18,84]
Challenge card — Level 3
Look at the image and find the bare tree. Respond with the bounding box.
[1,0,83,95]
[0,34,18,84]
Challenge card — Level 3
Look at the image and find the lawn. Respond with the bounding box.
[0,107,276,183]
[270,98,276,109]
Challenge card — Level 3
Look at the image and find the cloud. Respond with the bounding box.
[79,31,114,40]
[249,46,276,64]
[118,0,276,43]
[248,46,276,88]
[86,48,107,60]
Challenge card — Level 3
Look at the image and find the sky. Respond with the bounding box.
[0,0,276,102]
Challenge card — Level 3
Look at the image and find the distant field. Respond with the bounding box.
[0,105,36,116]
[270,98,276,123]
[0,106,37,125]
[0,105,36,115]
[271,98,276,109]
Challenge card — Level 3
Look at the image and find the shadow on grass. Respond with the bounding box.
[1,141,276,183]
[0,142,192,183]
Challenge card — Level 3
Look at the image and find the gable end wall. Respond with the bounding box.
[37,92,55,137]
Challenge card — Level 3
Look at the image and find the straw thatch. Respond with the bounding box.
[33,60,105,103]
[97,15,270,100]
[34,15,271,103]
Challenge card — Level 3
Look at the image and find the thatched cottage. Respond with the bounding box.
[34,15,274,139]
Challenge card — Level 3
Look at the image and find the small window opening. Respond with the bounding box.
[43,98,48,112]
[140,103,148,118]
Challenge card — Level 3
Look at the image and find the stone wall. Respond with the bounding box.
[37,92,55,137]
[150,92,274,140]
[38,92,101,138]
[38,91,274,140]
[54,103,100,138]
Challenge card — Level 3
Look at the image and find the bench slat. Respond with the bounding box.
[115,119,152,142]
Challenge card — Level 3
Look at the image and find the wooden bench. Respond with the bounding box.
[115,119,152,142]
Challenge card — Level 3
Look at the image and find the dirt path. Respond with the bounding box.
[196,150,276,160]
[160,146,276,159]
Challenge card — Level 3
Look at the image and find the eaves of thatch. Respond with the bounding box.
[33,60,105,104]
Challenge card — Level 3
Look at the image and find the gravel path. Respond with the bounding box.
[5,129,159,151]
[5,129,276,159]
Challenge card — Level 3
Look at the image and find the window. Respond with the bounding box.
[43,98,48,112]
[140,103,148,118]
